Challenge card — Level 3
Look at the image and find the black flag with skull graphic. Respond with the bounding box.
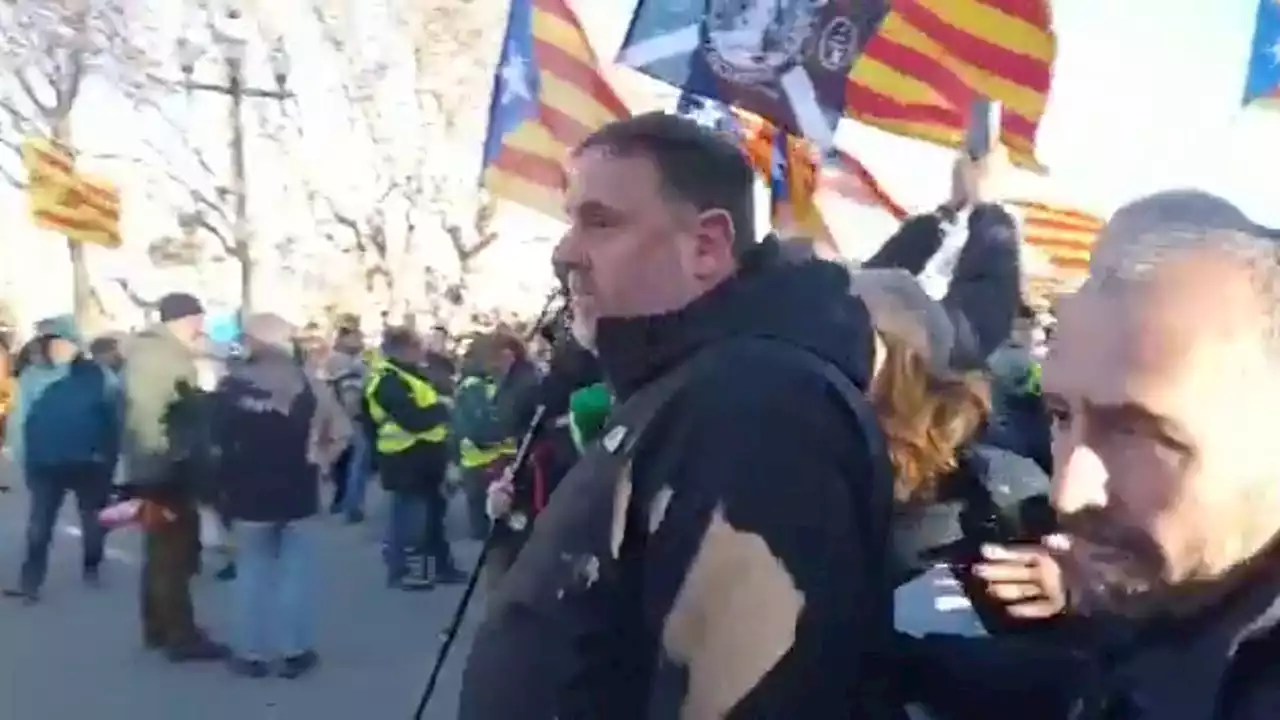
[619,0,889,149]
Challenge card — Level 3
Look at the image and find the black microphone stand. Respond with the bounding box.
[411,288,566,719]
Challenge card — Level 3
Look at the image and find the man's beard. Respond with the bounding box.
[1058,510,1174,619]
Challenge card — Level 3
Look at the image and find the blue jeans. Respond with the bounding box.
[383,492,426,581]
[231,519,316,660]
[340,434,371,517]
[20,463,111,593]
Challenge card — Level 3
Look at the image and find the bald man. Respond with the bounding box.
[986,191,1280,719]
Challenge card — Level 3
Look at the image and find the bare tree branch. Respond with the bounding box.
[14,67,53,118]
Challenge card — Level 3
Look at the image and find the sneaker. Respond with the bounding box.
[344,509,365,524]
[228,656,270,678]
[278,650,319,679]
[166,637,230,663]
[434,566,468,586]
[214,562,237,582]
[396,574,435,591]
[3,587,39,606]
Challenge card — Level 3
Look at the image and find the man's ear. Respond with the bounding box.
[691,208,736,274]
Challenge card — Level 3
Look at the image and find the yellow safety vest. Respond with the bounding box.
[364,362,448,454]
[457,376,517,469]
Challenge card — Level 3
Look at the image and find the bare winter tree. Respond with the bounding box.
[0,0,163,326]
[296,0,507,317]
[398,0,508,272]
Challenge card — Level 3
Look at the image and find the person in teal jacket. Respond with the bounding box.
[3,315,122,603]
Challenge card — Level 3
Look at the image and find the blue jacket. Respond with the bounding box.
[5,357,122,473]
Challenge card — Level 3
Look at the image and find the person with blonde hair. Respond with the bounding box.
[847,270,1083,720]
[851,270,1052,597]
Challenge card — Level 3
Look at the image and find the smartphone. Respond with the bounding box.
[966,99,999,160]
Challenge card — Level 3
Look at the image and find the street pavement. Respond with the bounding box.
[0,473,483,720]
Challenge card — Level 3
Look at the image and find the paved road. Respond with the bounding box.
[0,476,483,720]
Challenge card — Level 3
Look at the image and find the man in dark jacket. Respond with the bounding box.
[459,112,894,719]
[120,292,225,661]
[864,152,1022,367]
[3,316,121,604]
[212,313,350,678]
[423,324,458,384]
[469,330,543,588]
[973,192,1280,719]
[367,327,457,589]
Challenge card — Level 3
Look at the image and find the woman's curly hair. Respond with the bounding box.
[851,269,991,504]
[870,335,991,504]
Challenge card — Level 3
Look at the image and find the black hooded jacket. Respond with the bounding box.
[864,203,1021,368]
[459,240,895,720]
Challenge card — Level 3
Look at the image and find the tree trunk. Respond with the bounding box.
[238,245,254,317]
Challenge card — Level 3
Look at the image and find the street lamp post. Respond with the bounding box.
[177,7,291,315]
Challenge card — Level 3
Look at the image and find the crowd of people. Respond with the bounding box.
[454,113,1280,720]
[1,110,1278,719]
[0,291,556,680]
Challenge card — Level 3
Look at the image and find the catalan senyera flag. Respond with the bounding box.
[1007,199,1103,275]
[21,137,122,249]
[1244,0,1280,108]
[846,0,1056,170]
[480,0,629,220]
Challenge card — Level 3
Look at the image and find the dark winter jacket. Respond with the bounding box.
[211,352,321,522]
[368,357,451,495]
[460,238,895,720]
[865,203,1022,368]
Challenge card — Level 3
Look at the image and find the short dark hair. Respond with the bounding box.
[88,335,120,357]
[576,111,757,257]
[492,331,527,362]
[382,327,418,354]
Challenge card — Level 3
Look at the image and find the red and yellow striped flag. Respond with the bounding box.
[822,149,909,222]
[1007,199,1103,274]
[21,137,122,248]
[480,0,629,220]
[847,0,1056,170]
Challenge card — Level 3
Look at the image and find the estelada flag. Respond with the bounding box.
[480,0,629,220]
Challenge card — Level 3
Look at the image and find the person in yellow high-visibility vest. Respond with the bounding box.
[364,327,462,590]
[453,371,515,540]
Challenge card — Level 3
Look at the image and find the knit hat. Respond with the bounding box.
[36,314,82,347]
[157,292,204,323]
[242,312,297,353]
[848,268,955,373]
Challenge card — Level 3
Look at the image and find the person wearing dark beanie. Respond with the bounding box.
[157,292,204,324]
[120,291,227,661]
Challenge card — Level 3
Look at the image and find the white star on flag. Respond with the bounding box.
[1270,38,1280,65]
[686,99,726,129]
[500,52,532,104]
